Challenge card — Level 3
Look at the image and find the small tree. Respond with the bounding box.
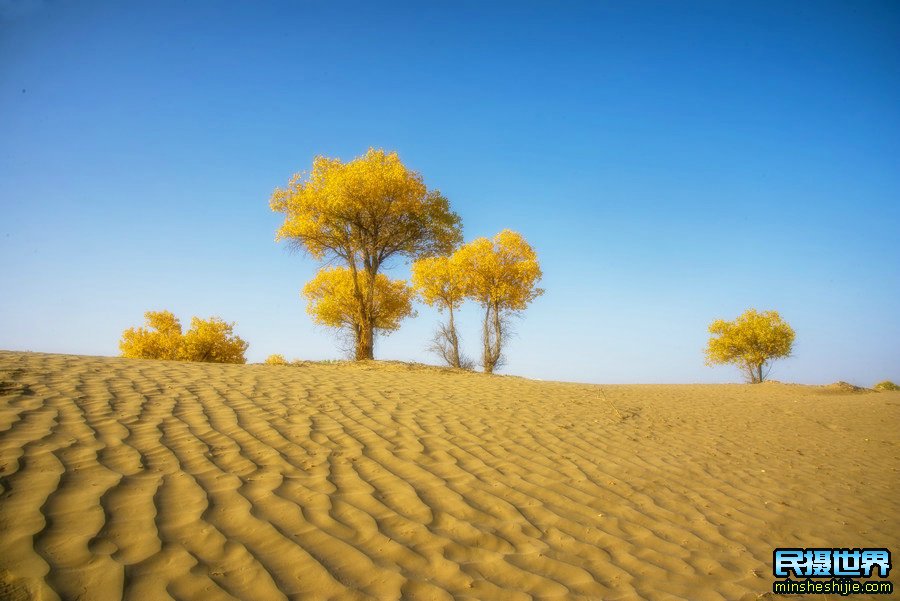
[265,354,289,365]
[119,310,184,360]
[303,267,415,355]
[411,253,471,369]
[456,230,543,374]
[120,311,248,364]
[705,308,795,383]
[179,317,248,364]
[270,148,462,360]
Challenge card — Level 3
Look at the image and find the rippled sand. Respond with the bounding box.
[0,351,897,600]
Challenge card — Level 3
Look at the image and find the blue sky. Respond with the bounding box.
[1,1,898,384]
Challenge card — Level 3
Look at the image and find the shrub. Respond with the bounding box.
[120,311,184,360]
[265,354,289,365]
[874,380,898,391]
[120,311,248,364]
[179,317,248,364]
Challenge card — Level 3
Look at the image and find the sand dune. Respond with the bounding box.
[0,351,897,600]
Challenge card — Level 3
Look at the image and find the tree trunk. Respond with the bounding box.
[355,317,374,360]
[482,304,494,374]
[746,361,764,383]
[481,303,503,374]
[447,306,461,368]
[347,256,377,361]
[346,258,371,360]
[491,302,502,368]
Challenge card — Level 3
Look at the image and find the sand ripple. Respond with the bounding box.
[0,352,897,600]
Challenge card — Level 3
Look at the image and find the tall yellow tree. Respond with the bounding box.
[270,148,462,360]
[411,252,470,368]
[303,267,415,352]
[705,308,795,383]
[457,230,543,374]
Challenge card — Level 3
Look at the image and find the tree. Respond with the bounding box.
[270,148,462,360]
[119,311,248,364]
[179,317,248,364]
[410,252,471,369]
[456,230,543,374]
[302,267,415,354]
[705,308,795,383]
[119,310,183,360]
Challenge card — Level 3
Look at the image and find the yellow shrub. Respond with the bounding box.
[119,311,183,360]
[120,311,248,364]
[179,317,248,364]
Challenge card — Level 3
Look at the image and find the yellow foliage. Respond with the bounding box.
[705,308,795,383]
[179,317,248,364]
[302,267,415,334]
[410,253,468,312]
[270,148,462,262]
[119,310,183,360]
[119,311,248,364]
[270,148,462,360]
[265,354,288,365]
[410,252,472,368]
[456,229,544,310]
[452,230,543,373]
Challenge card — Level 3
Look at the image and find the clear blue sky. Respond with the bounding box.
[1,1,898,385]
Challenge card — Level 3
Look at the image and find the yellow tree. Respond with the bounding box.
[179,317,249,364]
[457,230,543,374]
[303,267,415,353]
[705,308,795,383]
[411,252,470,368]
[270,148,462,360]
[119,310,183,360]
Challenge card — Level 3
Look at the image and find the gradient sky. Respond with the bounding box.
[1,1,898,385]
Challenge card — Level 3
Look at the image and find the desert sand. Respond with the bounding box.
[0,351,897,601]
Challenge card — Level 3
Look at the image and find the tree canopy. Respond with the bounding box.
[411,253,470,368]
[456,230,543,373]
[411,253,468,312]
[270,148,462,359]
[302,267,415,348]
[705,308,795,383]
[457,230,543,311]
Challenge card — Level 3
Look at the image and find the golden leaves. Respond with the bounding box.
[270,148,462,262]
[302,267,415,334]
[705,308,795,381]
[455,230,544,311]
[119,310,183,361]
[410,253,468,311]
[411,229,543,313]
[119,311,248,364]
[179,316,249,364]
